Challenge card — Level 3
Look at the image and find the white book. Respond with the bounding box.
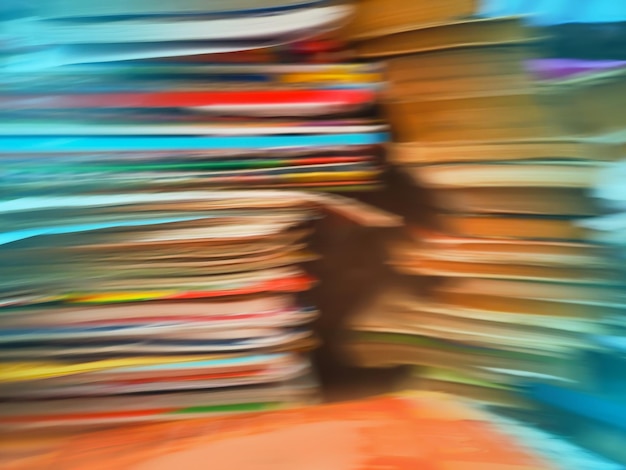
[36,0,323,18]
[10,5,352,45]
[0,122,386,136]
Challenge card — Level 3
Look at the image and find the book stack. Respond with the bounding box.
[508,48,626,457]
[0,1,397,429]
[510,159,626,467]
[0,57,387,194]
[0,190,396,429]
[343,1,626,409]
[1,0,386,196]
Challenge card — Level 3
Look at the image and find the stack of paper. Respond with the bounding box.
[0,0,397,428]
[344,2,626,409]
[0,190,397,429]
[1,1,387,195]
[0,62,387,194]
[1,0,354,66]
[0,392,555,470]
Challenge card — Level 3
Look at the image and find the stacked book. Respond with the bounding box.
[0,61,386,194]
[0,190,394,429]
[1,0,386,194]
[0,1,396,429]
[512,159,626,467]
[1,1,386,198]
[343,0,626,410]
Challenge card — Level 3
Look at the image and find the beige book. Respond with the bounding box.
[394,231,613,267]
[430,290,623,322]
[401,160,603,216]
[354,16,534,58]
[393,257,623,285]
[385,93,561,142]
[347,341,573,377]
[386,74,533,100]
[349,286,595,352]
[386,46,531,84]
[542,68,626,136]
[353,283,605,328]
[388,139,619,165]
[385,47,534,99]
[426,187,601,216]
[408,161,601,189]
[389,307,600,336]
[392,293,607,329]
[342,0,477,40]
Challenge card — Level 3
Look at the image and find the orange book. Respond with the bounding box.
[432,281,626,321]
[438,214,591,241]
[2,392,553,470]
[426,187,601,216]
[342,0,477,40]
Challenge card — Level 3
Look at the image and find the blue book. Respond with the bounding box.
[0,133,388,153]
[583,335,626,397]
[525,383,626,466]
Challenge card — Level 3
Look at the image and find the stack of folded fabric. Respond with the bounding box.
[343,1,626,409]
[0,0,396,429]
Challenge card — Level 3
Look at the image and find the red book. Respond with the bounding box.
[0,89,375,109]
